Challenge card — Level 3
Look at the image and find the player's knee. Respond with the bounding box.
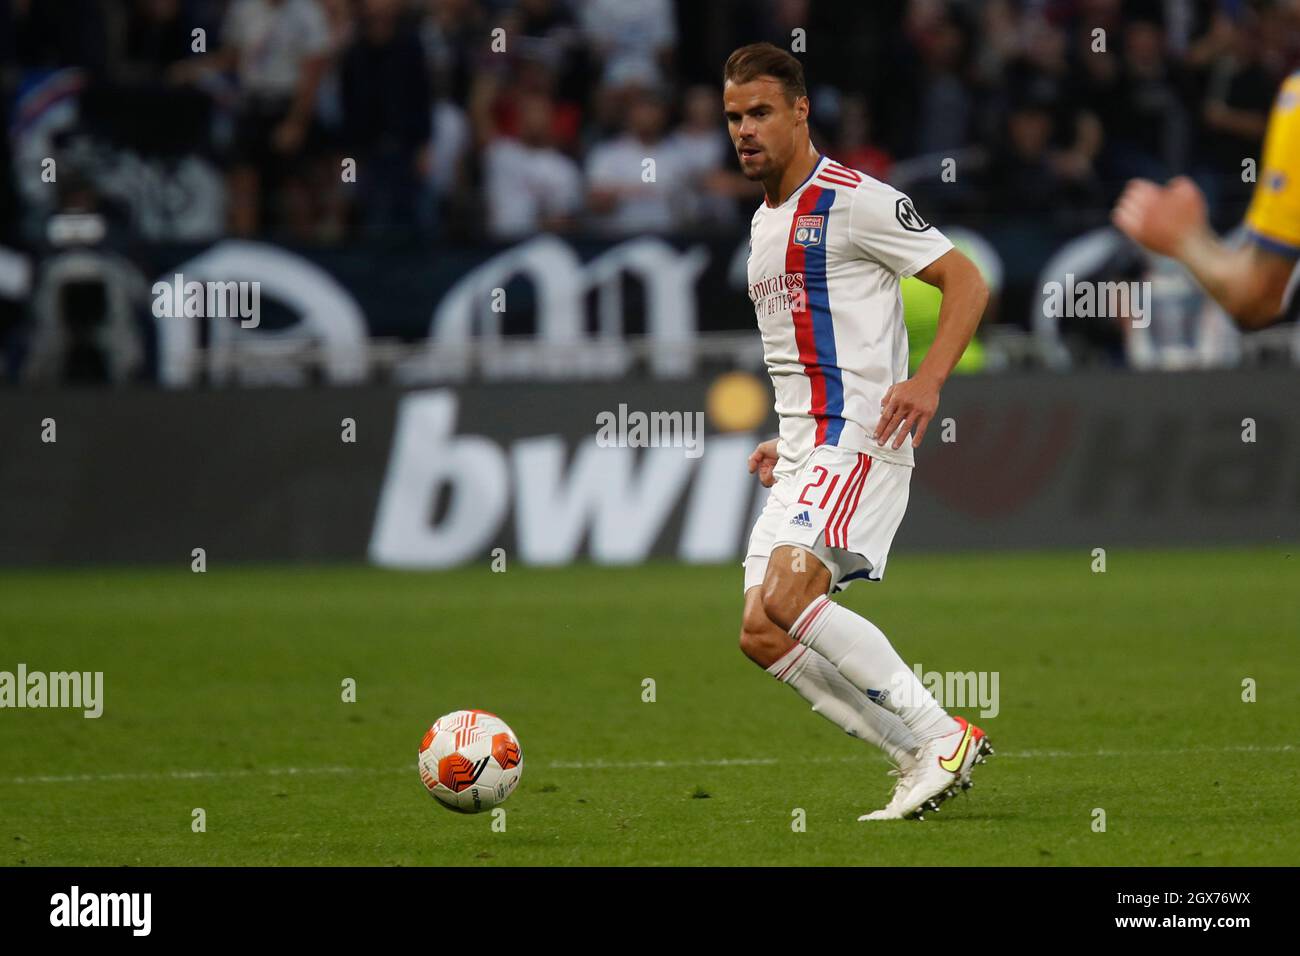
[738,605,766,660]
[759,567,821,634]
[738,599,782,666]
[738,621,786,667]
[760,577,802,633]
[761,547,829,631]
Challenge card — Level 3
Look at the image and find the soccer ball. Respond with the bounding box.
[417,709,523,813]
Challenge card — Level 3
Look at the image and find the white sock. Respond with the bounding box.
[788,595,960,742]
[766,643,920,767]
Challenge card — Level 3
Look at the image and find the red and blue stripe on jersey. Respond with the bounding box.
[785,182,845,446]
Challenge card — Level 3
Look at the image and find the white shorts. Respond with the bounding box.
[743,445,910,594]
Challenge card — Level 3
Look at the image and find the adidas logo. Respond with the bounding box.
[790,510,813,528]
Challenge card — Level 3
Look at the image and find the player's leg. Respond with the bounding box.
[739,565,918,768]
[763,455,992,818]
[766,558,957,742]
[762,455,959,744]
[764,542,989,819]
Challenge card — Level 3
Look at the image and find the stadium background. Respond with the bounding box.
[0,0,1298,869]
[2,0,1299,564]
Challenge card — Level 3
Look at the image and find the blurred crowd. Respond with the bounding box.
[1,0,1297,246]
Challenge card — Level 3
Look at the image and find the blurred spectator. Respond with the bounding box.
[1194,6,1281,217]
[971,0,1024,88]
[503,0,590,109]
[832,93,892,182]
[667,84,754,226]
[985,94,1060,212]
[0,0,1284,347]
[585,87,690,235]
[314,0,357,127]
[420,0,487,109]
[481,89,583,239]
[1097,13,1188,183]
[171,0,332,237]
[3,0,1285,251]
[579,0,676,89]
[93,1,217,176]
[339,0,431,239]
[980,17,1103,225]
[310,0,358,238]
[898,0,974,156]
[982,78,1104,227]
[476,54,583,155]
[111,0,191,83]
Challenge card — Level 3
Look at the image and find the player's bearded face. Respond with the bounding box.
[723,78,800,181]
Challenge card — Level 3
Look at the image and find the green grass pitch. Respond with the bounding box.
[1,548,1296,866]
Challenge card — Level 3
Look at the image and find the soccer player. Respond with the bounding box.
[724,43,992,820]
[1112,71,1300,328]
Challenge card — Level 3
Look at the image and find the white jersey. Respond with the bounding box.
[746,154,952,475]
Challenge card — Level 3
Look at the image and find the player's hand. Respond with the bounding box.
[1111,176,1209,259]
[747,438,779,488]
[876,376,939,450]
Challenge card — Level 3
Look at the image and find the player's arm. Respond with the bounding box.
[875,248,988,450]
[1112,176,1296,329]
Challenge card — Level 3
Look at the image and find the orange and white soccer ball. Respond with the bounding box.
[418,709,523,813]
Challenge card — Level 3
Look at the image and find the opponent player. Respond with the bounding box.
[724,43,992,820]
[1112,71,1300,328]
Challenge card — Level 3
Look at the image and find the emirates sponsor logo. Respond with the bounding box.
[747,271,804,303]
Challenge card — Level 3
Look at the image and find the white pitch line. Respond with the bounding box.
[546,757,782,770]
[0,766,401,786]
[548,744,1296,770]
[0,744,1292,786]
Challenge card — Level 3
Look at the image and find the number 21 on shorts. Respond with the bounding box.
[797,465,841,510]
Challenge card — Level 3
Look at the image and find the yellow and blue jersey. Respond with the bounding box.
[1245,72,1300,258]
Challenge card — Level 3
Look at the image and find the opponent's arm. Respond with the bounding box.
[1112,176,1295,329]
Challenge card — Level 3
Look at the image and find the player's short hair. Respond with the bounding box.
[723,42,806,102]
